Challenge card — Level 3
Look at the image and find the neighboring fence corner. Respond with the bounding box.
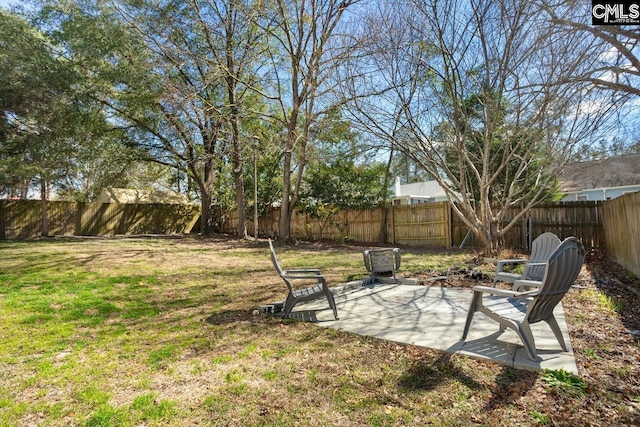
[601,192,640,278]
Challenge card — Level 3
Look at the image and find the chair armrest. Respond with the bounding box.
[497,259,527,265]
[472,285,539,298]
[282,273,325,281]
[525,262,546,267]
[513,279,543,292]
[285,268,322,274]
[363,251,372,272]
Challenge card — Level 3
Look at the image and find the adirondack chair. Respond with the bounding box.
[463,237,585,361]
[493,232,561,287]
[363,248,401,282]
[268,239,338,319]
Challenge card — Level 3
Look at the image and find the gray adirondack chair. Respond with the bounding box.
[463,237,585,361]
[268,239,338,319]
[363,248,401,282]
[493,232,561,286]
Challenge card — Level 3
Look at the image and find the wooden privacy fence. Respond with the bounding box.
[221,201,604,249]
[451,201,605,250]
[0,200,200,239]
[523,201,604,249]
[5,196,636,276]
[1,199,606,251]
[222,203,452,247]
[390,204,451,246]
[601,192,640,277]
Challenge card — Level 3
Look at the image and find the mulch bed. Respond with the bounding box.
[409,249,640,425]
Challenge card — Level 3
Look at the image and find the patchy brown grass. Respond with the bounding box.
[0,236,638,426]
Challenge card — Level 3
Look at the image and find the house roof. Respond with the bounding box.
[559,154,640,193]
[398,180,449,198]
[96,188,190,204]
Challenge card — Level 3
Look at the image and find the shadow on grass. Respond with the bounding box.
[482,367,539,411]
[398,352,540,411]
[205,309,255,325]
[398,352,484,392]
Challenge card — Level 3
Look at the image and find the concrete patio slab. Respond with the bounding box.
[284,282,578,374]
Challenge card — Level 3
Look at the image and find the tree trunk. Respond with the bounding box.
[225,13,247,240]
[229,103,246,239]
[474,221,500,256]
[200,188,213,235]
[233,155,247,239]
[279,147,292,240]
[379,145,395,243]
[279,116,297,241]
[289,138,307,227]
[196,152,216,236]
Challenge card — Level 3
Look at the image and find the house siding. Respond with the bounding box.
[561,185,640,202]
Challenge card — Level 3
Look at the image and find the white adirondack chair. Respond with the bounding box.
[493,232,561,286]
[463,237,585,361]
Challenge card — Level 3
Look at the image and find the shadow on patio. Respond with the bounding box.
[281,281,578,374]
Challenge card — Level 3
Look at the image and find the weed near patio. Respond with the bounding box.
[577,288,624,314]
[542,369,587,396]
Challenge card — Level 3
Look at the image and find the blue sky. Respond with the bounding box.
[0,0,18,10]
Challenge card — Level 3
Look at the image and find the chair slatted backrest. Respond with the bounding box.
[526,237,585,324]
[524,232,561,281]
[369,250,396,273]
[269,239,299,297]
[364,248,400,273]
[268,239,296,294]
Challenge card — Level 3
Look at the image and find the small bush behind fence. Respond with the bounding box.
[0,200,200,239]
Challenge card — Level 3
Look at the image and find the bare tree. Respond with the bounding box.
[341,0,620,252]
[263,0,360,241]
[540,0,639,97]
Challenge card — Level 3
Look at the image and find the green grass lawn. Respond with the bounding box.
[0,236,637,426]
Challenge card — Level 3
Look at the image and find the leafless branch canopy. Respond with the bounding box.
[337,0,624,250]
